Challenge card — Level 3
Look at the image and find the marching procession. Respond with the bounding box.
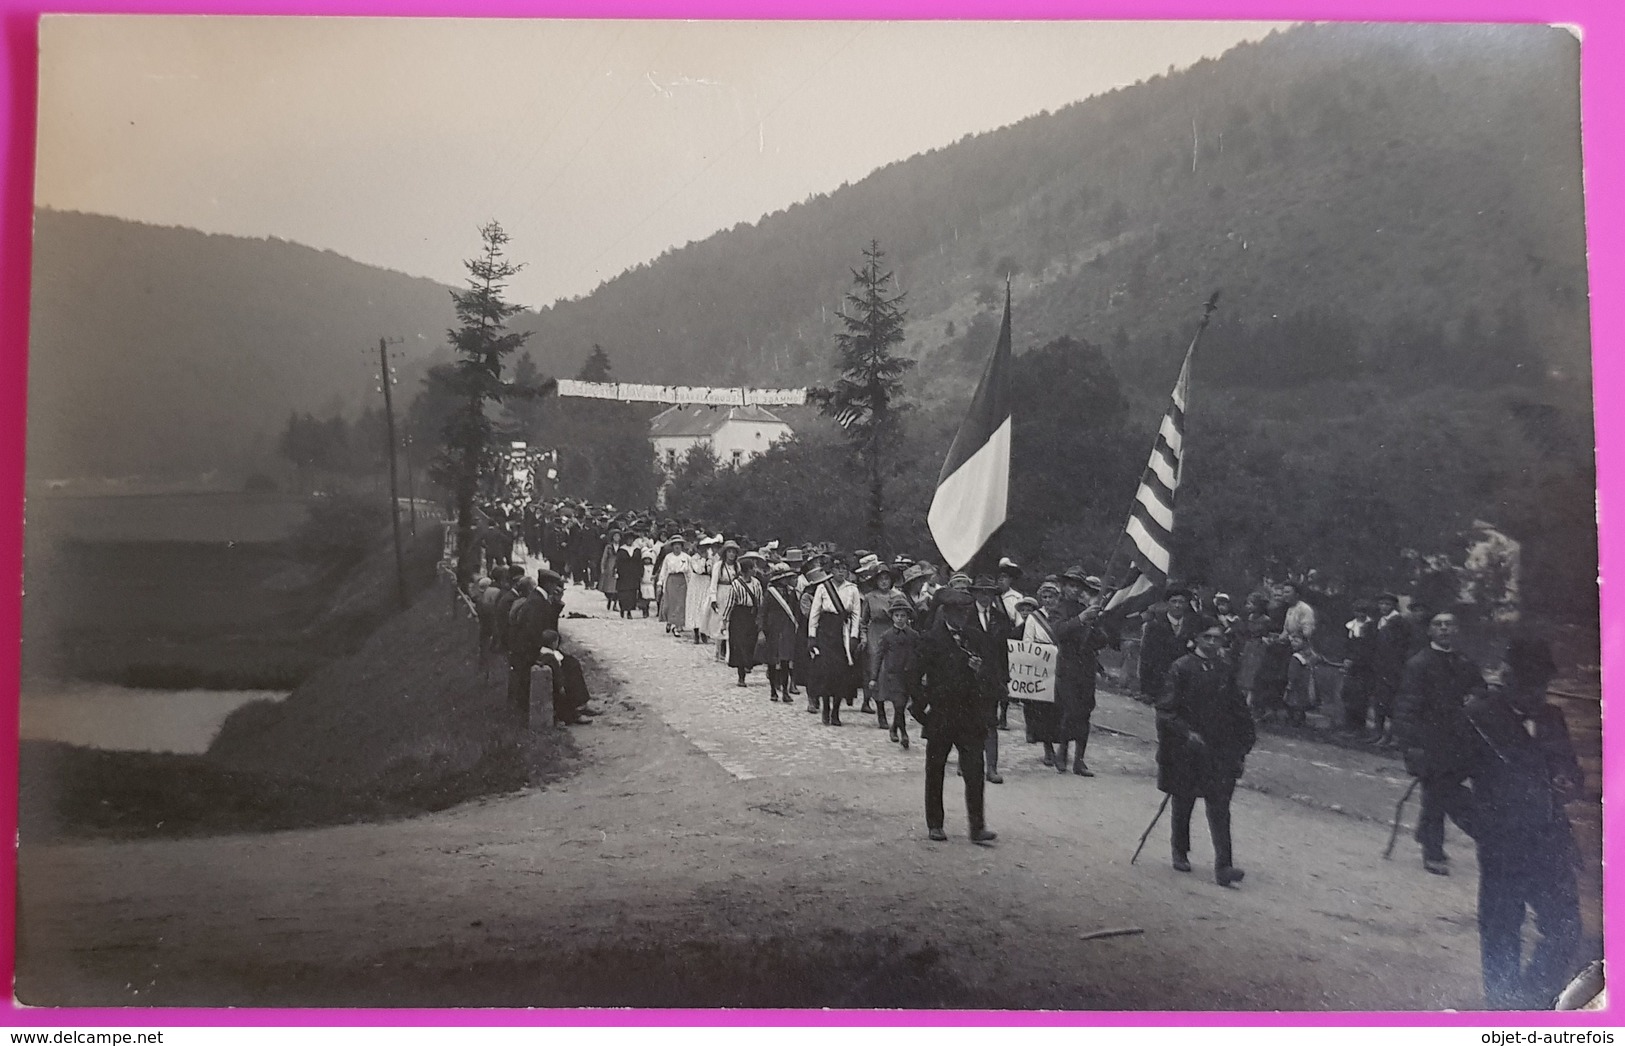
[461,493,1591,1011]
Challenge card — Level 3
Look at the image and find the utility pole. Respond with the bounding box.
[376,337,407,609]
[402,433,418,535]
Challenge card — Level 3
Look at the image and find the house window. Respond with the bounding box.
[666,448,677,467]
[732,450,744,467]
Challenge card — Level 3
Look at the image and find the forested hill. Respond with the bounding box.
[518,22,1589,406]
[25,209,465,481]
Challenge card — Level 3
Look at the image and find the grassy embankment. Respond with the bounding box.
[19,528,578,841]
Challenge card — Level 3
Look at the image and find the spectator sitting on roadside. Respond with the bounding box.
[537,629,597,725]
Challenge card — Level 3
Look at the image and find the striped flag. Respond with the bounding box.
[928,284,1013,571]
[1103,294,1216,618]
[832,406,865,431]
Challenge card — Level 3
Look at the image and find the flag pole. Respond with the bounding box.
[1100,291,1220,595]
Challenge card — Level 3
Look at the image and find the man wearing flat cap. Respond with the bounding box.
[1157,621,1256,886]
[916,586,997,843]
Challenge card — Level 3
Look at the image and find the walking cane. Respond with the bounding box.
[1382,777,1420,859]
[1130,793,1172,865]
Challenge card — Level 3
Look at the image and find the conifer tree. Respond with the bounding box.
[441,221,531,584]
[814,239,913,551]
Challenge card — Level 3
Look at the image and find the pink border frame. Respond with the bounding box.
[1,0,1617,1028]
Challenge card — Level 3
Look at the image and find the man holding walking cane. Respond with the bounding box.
[1155,622,1257,886]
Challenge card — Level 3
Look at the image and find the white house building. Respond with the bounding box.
[649,404,794,473]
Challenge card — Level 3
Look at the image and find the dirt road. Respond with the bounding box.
[16,583,1568,1010]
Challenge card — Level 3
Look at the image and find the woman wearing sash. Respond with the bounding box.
[807,556,862,726]
[1022,580,1068,768]
[758,564,802,701]
[726,552,765,687]
[795,552,825,712]
[706,541,741,662]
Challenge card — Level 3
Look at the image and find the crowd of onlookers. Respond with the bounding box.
[1130,582,1446,745]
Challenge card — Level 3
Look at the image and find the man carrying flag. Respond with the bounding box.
[925,283,1012,840]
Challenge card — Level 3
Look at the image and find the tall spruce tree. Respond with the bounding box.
[442,221,531,584]
[579,344,614,383]
[816,240,913,551]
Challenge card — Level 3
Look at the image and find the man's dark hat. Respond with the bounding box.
[1377,592,1401,604]
[1164,584,1194,601]
[970,575,1000,592]
[1061,567,1091,586]
[934,587,975,608]
[997,557,1023,579]
[536,568,565,588]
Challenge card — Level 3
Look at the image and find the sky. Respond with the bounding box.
[34,17,1285,307]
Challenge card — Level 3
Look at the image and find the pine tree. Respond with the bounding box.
[578,344,613,383]
[814,239,913,551]
[441,221,531,584]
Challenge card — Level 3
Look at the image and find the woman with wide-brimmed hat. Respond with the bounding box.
[806,555,862,725]
[613,531,642,619]
[686,535,719,645]
[858,561,901,728]
[726,551,766,686]
[658,536,690,635]
[757,563,803,701]
[1021,580,1067,766]
[792,550,824,703]
[706,539,741,661]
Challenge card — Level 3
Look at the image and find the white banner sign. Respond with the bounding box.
[1007,639,1057,702]
[555,379,807,406]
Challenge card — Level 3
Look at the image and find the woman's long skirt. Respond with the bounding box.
[1023,699,1063,744]
[663,573,688,630]
[686,570,711,634]
[727,605,760,669]
[808,620,859,701]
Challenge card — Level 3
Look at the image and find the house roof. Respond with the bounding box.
[649,404,792,439]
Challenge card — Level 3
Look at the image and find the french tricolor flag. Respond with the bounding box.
[928,283,1013,571]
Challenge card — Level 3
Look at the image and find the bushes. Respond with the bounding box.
[291,491,391,570]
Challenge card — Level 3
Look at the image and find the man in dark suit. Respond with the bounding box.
[916,588,997,844]
[1139,586,1203,705]
[1395,612,1485,874]
[1156,622,1257,886]
[968,577,1013,784]
[1466,635,1584,1009]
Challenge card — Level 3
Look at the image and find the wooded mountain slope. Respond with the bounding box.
[517,22,1589,409]
[25,209,463,481]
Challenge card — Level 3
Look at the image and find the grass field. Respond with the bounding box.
[25,491,314,544]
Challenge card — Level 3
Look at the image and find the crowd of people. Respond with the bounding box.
[457,494,1588,1010]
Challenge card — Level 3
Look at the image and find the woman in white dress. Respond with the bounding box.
[686,537,717,644]
[706,541,741,662]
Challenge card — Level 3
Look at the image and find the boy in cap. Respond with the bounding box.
[870,593,922,750]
